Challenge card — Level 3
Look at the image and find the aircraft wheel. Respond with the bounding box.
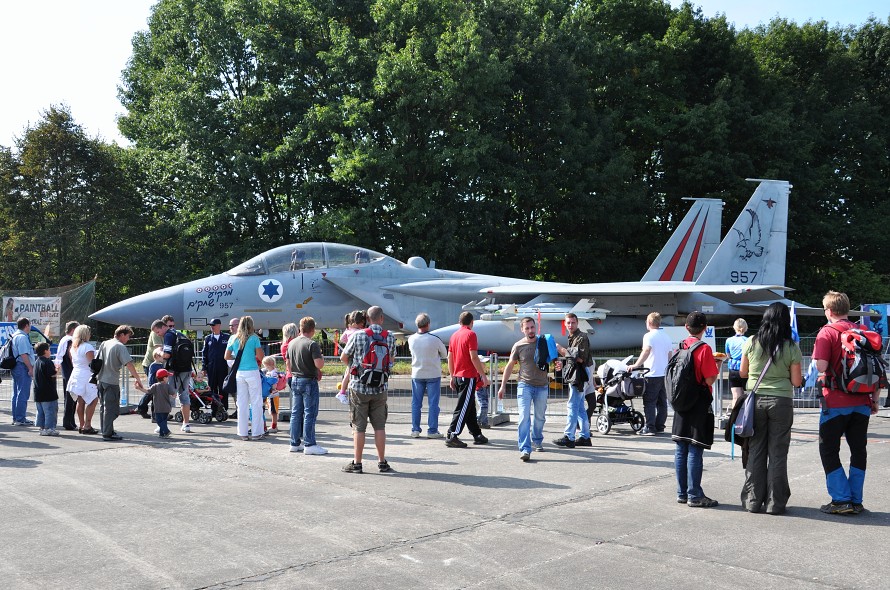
[630,411,645,433]
[173,411,183,423]
[596,413,612,435]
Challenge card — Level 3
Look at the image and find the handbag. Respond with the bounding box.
[732,350,775,438]
[274,375,287,391]
[221,341,246,395]
[88,342,104,383]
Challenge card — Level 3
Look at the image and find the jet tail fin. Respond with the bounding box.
[695,179,791,287]
[641,198,723,282]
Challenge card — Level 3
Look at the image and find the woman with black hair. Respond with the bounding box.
[739,302,802,514]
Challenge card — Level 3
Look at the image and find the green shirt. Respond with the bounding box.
[742,339,802,397]
[142,331,164,368]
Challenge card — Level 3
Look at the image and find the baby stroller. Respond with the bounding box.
[592,357,648,434]
[172,388,220,424]
[197,389,228,422]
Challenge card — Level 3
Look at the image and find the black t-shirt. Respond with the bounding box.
[33,356,58,402]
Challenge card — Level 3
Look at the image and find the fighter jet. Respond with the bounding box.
[91,179,799,352]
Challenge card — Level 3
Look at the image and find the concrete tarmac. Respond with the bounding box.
[1,404,888,590]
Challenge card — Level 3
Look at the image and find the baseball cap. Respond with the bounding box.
[156,369,172,379]
[209,318,222,326]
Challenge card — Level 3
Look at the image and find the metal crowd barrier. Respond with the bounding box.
[2,347,884,421]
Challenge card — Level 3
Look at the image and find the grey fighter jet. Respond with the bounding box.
[91,179,802,352]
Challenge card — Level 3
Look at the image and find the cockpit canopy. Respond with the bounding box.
[227,243,390,276]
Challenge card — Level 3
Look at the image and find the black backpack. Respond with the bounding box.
[664,340,711,412]
[0,337,17,370]
[167,330,195,373]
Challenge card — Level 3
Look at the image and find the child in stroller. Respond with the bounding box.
[181,374,227,423]
[591,356,648,434]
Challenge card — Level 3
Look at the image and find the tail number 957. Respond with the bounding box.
[730,271,758,284]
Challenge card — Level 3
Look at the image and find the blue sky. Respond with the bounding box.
[1,0,887,148]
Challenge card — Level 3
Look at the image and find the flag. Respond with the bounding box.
[789,301,800,343]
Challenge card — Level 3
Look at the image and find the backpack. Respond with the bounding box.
[664,340,711,412]
[167,330,195,373]
[0,336,17,370]
[352,328,391,389]
[827,324,887,394]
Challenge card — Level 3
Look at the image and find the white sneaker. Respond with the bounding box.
[411,430,421,438]
[154,426,161,434]
[427,432,444,439]
[181,424,192,433]
[48,429,60,436]
[290,444,305,452]
[39,429,48,436]
[304,445,328,455]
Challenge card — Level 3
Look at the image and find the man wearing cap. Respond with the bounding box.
[96,325,143,441]
[151,318,193,433]
[202,318,230,410]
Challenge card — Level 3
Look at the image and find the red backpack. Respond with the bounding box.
[351,328,391,388]
[828,324,887,394]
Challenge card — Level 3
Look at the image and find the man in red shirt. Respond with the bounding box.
[445,312,490,448]
[671,311,719,508]
[813,291,881,515]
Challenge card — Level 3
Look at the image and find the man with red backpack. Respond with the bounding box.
[340,306,395,474]
[813,290,883,515]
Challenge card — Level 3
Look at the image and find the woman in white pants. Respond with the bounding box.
[224,316,266,440]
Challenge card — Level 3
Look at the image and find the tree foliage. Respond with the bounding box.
[0,106,155,305]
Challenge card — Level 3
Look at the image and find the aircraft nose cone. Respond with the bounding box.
[430,325,458,343]
[90,285,184,329]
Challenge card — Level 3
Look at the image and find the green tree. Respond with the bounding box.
[0,106,153,306]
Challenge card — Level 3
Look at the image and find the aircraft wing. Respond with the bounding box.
[734,302,880,318]
[481,282,790,303]
[322,275,407,325]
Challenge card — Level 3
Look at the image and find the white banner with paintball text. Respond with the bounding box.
[3,297,62,337]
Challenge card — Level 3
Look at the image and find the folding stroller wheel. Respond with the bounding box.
[596,413,612,434]
[190,409,202,421]
[173,411,183,422]
[629,411,645,433]
[200,412,213,424]
[215,408,228,422]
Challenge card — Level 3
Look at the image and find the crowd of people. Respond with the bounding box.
[3,289,883,513]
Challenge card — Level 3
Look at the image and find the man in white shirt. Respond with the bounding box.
[628,312,672,435]
[55,321,80,430]
[408,313,448,438]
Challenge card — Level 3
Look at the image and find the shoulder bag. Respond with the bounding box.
[222,340,246,396]
[732,348,776,438]
[89,342,105,384]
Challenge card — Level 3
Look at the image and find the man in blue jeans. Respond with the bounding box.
[10,317,36,426]
[286,316,327,455]
[554,312,592,448]
[408,312,447,438]
[498,317,550,462]
[671,311,719,508]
